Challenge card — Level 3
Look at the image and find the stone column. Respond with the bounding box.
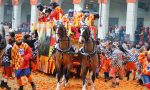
[97,0,110,40]
[12,0,21,31]
[126,0,138,41]
[74,0,85,11]
[0,0,4,30]
[30,0,38,32]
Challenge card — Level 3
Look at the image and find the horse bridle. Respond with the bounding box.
[80,27,96,55]
[54,22,71,52]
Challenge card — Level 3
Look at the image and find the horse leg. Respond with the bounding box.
[90,66,96,90]
[62,67,67,87]
[65,64,71,84]
[56,63,61,90]
[82,66,88,90]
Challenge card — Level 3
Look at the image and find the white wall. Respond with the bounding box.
[138,8,150,27]
[109,0,150,27]
[109,0,127,27]
[21,4,31,23]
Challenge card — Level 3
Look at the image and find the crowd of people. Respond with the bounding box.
[107,25,150,47]
[135,26,150,46]
[107,26,126,43]
[0,1,150,90]
[17,22,30,33]
[96,39,150,89]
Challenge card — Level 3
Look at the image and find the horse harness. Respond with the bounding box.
[80,38,97,62]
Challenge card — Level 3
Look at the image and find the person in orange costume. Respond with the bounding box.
[100,52,111,82]
[49,2,63,20]
[126,48,138,80]
[11,34,36,90]
[85,13,94,27]
[139,51,150,89]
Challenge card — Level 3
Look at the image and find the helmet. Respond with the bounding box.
[37,3,44,12]
[68,9,74,17]
[45,7,52,13]
[50,2,59,9]
[68,9,74,13]
[82,9,90,14]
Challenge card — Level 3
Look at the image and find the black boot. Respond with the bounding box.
[3,82,11,90]
[126,71,131,81]
[18,86,23,90]
[0,80,5,89]
[31,82,36,90]
[96,72,99,79]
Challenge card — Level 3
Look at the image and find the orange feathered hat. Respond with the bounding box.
[15,34,23,41]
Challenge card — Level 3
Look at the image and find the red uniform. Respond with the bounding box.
[50,6,63,20]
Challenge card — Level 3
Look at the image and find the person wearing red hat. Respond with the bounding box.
[11,34,36,90]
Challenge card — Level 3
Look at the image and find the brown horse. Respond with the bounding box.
[53,20,73,90]
[78,23,99,90]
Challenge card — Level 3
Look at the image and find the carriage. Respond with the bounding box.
[35,19,97,77]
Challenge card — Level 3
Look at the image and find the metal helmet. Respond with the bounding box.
[68,9,74,17]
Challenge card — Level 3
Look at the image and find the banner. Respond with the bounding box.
[73,0,81,4]
[30,0,38,5]
[12,0,19,5]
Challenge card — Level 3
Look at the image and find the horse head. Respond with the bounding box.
[53,18,66,41]
[78,21,91,43]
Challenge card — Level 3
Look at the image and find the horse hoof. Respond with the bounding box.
[62,82,66,87]
[91,84,95,90]
[56,83,60,90]
[82,85,86,90]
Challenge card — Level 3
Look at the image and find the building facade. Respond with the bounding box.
[0,0,150,41]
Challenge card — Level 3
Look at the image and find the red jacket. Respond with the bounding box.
[11,43,32,70]
[50,6,63,20]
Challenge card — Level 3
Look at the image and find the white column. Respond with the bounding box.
[98,0,110,40]
[126,0,138,41]
[30,5,38,32]
[0,1,4,30]
[12,4,21,31]
[74,0,85,11]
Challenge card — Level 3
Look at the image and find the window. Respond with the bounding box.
[109,18,119,26]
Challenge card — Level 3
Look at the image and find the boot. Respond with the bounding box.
[116,82,119,86]
[18,86,23,90]
[96,73,99,79]
[3,82,11,90]
[31,82,36,90]
[0,80,5,89]
[126,71,131,81]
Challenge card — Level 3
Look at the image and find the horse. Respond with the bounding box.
[52,19,74,90]
[78,22,99,90]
